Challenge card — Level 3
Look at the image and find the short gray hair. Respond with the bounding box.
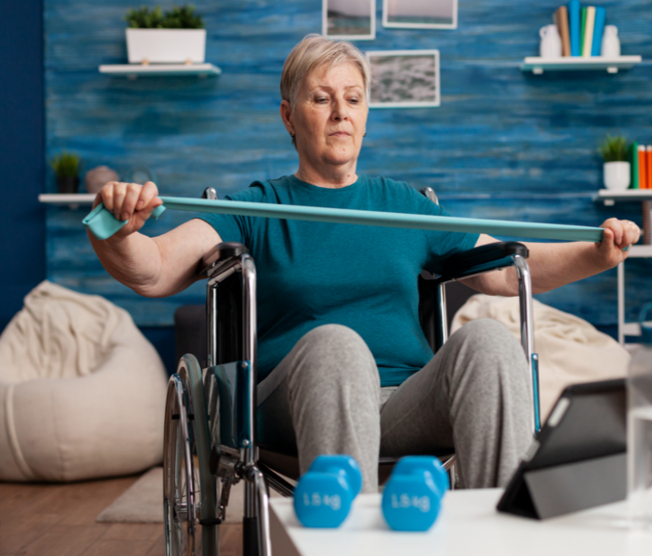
[280,34,371,106]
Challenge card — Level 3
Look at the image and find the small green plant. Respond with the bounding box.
[50,152,81,178]
[161,5,204,28]
[598,135,629,162]
[125,6,165,28]
[125,5,204,29]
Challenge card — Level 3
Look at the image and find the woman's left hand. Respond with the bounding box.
[597,218,641,268]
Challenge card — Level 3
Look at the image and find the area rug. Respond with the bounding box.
[96,467,282,524]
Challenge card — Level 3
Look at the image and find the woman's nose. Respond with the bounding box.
[332,97,348,121]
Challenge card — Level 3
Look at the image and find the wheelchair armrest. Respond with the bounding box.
[437,241,528,282]
[200,242,249,277]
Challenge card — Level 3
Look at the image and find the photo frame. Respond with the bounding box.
[383,0,458,30]
[366,50,440,108]
[323,0,376,40]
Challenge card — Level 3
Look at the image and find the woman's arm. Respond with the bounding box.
[462,218,641,296]
[87,181,222,298]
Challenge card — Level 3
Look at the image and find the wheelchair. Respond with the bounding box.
[163,187,541,556]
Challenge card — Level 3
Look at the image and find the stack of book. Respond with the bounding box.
[629,143,652,189]
[553,1,607,57]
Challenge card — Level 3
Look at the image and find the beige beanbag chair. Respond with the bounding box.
[451,294,630,421]
[0,281,168,482]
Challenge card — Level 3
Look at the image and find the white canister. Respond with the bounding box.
[539,24,563,58]
[601,25,621,57]
[603,161,631,190]
[126,29,206,64]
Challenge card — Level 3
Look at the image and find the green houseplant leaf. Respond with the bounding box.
[161,5,204,29]
[50,152,81,178]
[598,135,630,163]
[124,4,204,29]
[124,6,165,29]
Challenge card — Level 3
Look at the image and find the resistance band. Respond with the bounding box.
[83,196,605,244]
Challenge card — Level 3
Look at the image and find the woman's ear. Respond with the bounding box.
[280,100,295,137]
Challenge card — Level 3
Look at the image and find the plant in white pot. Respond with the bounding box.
[125,5,206,64]
[599,135,630,191]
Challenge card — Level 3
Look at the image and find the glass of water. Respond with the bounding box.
[627,303,652,528]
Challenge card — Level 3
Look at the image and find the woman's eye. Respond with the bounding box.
[349,97,359,104]
[315,96,328,103]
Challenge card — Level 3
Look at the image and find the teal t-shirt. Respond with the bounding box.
[198,174,478,387]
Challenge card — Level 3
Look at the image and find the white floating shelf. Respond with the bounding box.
[521,55,642,74]
[99,63,221,78]
[39,193,95,205]
[593,189,652,205]
[629,245,652,258]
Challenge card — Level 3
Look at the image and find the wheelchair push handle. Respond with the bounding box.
[83,196,607,244]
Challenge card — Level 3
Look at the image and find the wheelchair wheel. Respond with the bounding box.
[164,355,218,556]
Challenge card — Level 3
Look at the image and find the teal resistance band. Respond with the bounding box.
[83,196,606,244]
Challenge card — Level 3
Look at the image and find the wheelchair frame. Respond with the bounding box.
[163,187,541,556]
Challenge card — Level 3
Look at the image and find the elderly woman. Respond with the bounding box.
[89,35,639,491]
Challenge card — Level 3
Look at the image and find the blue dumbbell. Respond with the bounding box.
[382,456,449,532]
[293,455,363,528]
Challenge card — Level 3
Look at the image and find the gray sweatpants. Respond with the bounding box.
[256,319,532,492]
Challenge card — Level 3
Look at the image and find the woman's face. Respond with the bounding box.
[281,62,368,174]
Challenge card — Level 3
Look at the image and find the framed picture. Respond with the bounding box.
[323,0,376,40]
[383,0,458,29]
[366,50,440,108]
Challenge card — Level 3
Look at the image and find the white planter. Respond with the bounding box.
[603,161,631,190]
[126,29,206,64]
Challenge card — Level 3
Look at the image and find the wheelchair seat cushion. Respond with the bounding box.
[0,281,168,482]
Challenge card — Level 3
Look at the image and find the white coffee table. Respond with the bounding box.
[269,489,652,556]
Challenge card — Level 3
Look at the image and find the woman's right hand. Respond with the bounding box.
[92,180,164,238]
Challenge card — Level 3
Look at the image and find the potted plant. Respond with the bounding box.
[124,4,206,64]
[51,152,81,194]
[598,135,630,190]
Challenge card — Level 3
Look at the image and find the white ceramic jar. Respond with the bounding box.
[539,24,563,58]
[603,161,631,190]
[601,25,621,57]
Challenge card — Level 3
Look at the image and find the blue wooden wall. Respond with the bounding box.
[1,0,46,332]
[44,0,652,328]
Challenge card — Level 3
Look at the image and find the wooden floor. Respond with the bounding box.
[0,475,242,556]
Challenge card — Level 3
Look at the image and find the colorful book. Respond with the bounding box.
[591,6,606,56]
[580,7,587,55]
[568,0,581,56]
[647,146,652,189]
[630,142,640,189]
[583,7,596,57]
[555,6,571,56]
[639,145,648,190]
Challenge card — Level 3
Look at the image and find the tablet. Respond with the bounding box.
[497,378,626,519]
